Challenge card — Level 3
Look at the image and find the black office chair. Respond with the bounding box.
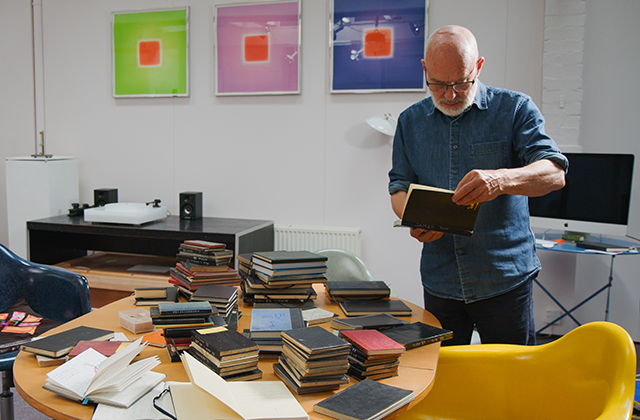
[0,243,91,420]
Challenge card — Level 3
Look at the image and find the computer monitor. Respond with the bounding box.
[528,153,635,237]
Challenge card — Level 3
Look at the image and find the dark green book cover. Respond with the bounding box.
[395,183,482,236]
[157,301,216,316]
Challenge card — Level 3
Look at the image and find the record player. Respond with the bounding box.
[83,201,167,225]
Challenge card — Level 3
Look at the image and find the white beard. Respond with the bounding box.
[432,83,478,117]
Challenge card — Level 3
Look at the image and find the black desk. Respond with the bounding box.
[27,215,274,267]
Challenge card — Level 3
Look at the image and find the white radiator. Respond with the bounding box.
[274,225,361,256]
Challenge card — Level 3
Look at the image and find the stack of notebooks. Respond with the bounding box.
[133,286,179,306]
[324,280,413,318]
[325,280,391,301]
[340,329,405,380]
[241,251,327,305]
[190,284,239,321]
[187,326,262,381]
[274,326,351,394]
[170,240,241,297]
[243,307,304,358]
[150,301,225,347]
[236,253,254,278]
[162,326,208,362]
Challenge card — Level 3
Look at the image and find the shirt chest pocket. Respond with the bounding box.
[469,141,508,170]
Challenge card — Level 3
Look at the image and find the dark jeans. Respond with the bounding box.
[423,279,536,346]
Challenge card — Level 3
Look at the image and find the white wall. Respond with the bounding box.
[2,0,639,335]
[0,0,36,246]
[0,0,545,309]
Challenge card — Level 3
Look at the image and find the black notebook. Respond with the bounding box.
[338,300,412,317]
[20,326,114,358]
[380,322,453,349]
[313,378,414,420]
[330,313,409,331]
[394,183,481,236]
[325,281,390,298]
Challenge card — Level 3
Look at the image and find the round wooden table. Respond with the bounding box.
[14,284,441,419]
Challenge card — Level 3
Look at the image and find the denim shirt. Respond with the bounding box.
[388,80,568,303]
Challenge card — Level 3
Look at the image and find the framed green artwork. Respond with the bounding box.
[112,8,189,97]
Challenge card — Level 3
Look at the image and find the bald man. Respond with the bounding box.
[388,25,567,345]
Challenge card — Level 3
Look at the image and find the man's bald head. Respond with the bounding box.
[425,25,479,72]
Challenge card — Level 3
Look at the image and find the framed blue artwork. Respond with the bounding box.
[330,0,427,93]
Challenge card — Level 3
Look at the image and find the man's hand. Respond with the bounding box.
[452,169,503,206]
[452,159,566,207]
[391,191,444,243]
[410,228,444,243]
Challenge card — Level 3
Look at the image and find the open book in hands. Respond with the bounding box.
[394,183,482,236]
[43,337,165,408]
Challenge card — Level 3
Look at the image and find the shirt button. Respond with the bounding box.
[452,145,458,150]
[457,249,464,254]
[452,169,458,174]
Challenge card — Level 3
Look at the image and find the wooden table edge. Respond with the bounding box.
[14,285,441,420]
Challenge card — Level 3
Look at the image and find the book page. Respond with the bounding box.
[228,381,309,420]
[169,382,241,420]
[46,348,105,398]
[181,352,244,417]
[408,183,454,194]
[91,382,174,420]
[87,338,146,394]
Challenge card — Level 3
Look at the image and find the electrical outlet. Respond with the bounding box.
[546,309,562,325]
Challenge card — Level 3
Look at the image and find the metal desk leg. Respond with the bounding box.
[536,254,616,335]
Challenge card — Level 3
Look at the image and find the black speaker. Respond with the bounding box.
[94,188,118,207]
[180,191,202,220]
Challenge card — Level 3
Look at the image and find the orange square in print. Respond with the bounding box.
[139,40,161,66]
[363,28,393,58]
[244,35,269,62]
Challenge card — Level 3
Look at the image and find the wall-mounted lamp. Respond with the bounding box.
[366,113,396,137]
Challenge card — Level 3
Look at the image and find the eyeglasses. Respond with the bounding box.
[426,79,475,93]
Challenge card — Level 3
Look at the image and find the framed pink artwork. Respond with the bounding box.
[214,1,301,96]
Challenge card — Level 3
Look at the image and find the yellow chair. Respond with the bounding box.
[396,321,636,420]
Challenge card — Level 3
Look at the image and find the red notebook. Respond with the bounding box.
[67,340,129,358]
[339,329,405,356]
